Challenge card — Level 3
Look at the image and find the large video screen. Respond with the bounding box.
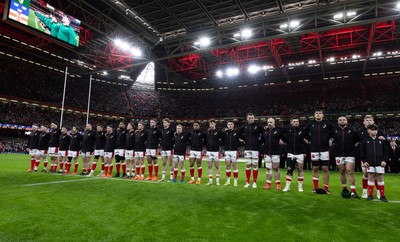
[6,0,81,47]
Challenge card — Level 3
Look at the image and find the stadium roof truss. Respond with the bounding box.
[0,0,399,88]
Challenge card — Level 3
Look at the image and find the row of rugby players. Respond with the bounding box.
[25,112,389,201]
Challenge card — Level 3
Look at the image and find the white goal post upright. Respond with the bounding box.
[60,67,68,128]
[86,75,92,125]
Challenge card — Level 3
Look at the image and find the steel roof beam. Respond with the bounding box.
[194,0,219,27]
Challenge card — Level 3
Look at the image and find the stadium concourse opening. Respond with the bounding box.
[1,0,400,241]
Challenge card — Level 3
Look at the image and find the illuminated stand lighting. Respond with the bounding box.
[113,39,142,57]
[333,11,356,20]
[248,65,261,74]
[280,20,300,31]
[234,28,253,39]
[216,70,223,78]
[194,37,211,48]
[226,67,240,77]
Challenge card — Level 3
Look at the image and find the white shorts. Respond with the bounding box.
[125,150,134,159]
[367,166,385,174]
[29,149,39,156]
[264,155,280,163]
[114,149,125,157]
[206,151,220,162]
[104,152,114,158]
[224,151,238,162]
[135,151,145,158]
[48,147,59,156]
[94,149,104,157]
[287,153,305,163]
[335,157,355,165]
[244,150,259,159]
[160,150,172,157]
[81,151,94,157]
[173,155,185,162]
[146,149,159,157]
[39,150,48,157]
[68,151,79,158]
[311,151,329,161]
[59,150,68,157]
[189,150,203,159]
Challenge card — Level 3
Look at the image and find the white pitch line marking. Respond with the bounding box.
[372,200,400,204]
[21,178,100,186]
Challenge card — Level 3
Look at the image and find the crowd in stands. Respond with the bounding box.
[127,78,400,119]
[0,102,121,129]
[0,136,27,153]
[0,59,128,114]
[2,58,400,135]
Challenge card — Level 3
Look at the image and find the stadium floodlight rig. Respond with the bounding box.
[194,37,211,48]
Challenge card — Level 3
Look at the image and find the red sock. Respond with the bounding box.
[30,159,35,170]
[91,162,97,171]
[109,165,113,174]
[198,167,202,178]
[122,163,127,173]
[313,178,319,189]
[190,167,194,178]
[286,177,292,182]
[368,185,374,196]
[298,177,304,183]
[276,180,281,186]
[377,182,385,196]
[148,165,153,177]
[245,169,251,183]
[233,171,238,179]
[141,166,145,175]
[379,185,385,196]
[154,164,159,177]
[181,171,185,180]
[226,170,231,178]
[136,167,140,175]
[74,163,78,173]
[43,161,48,169]
[252,169,258,183]
[35,160,40,168]
[116,163,121,174]
[101,163,105,171]
[173,169,178,179]
[82,168,87,173]
[362,177,368,189]
[66,163,71,173]
[324,183,329,190]
[104,165,109,176]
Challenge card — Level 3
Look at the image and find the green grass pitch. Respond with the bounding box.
[1,154,399,241]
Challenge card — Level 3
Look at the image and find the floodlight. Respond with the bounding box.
[333,12,343,20]
[130,47,142,57]
[198,37,210,47]
[289,20,300,28]
[241,29,252,38]
[226,67,239,77]
[248,65,261,74]
[280,23,288,29]
[216,70,223,78]
[346,11,356,17]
